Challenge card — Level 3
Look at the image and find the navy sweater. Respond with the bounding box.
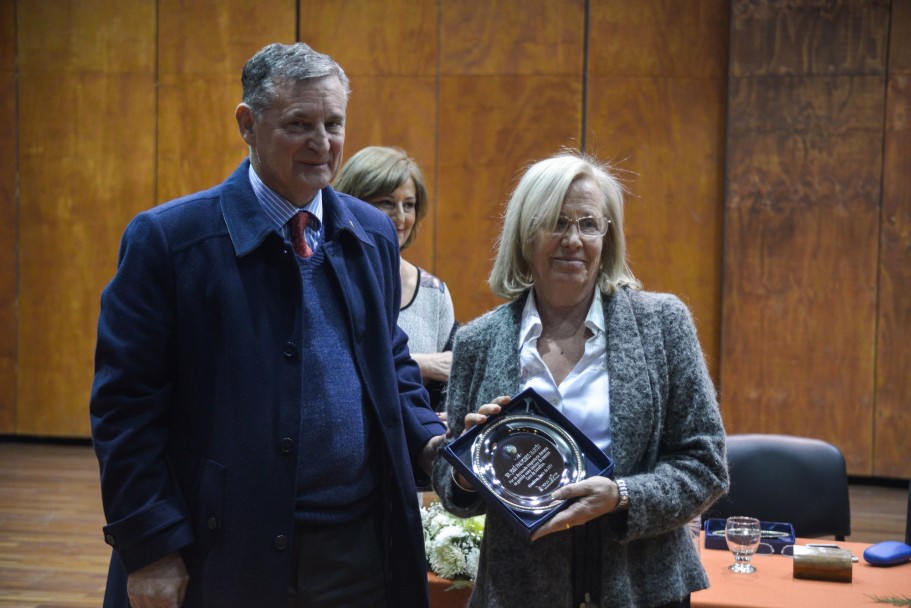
[294,246,380,523]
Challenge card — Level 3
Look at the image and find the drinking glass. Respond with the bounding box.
[724,516,761,573]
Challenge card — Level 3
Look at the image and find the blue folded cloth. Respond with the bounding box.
[862,541,911,566]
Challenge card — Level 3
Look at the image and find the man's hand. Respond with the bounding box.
[419,433,446,477]
[127,552,189,608]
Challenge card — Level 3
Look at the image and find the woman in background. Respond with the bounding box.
[432,150,728,607]
[334,146,457,411]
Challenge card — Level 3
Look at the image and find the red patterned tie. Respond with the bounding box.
[290,211,313,258]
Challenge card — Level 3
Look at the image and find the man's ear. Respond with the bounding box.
[236,104,256,146]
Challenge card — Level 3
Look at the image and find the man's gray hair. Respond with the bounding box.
[241,42,350,117]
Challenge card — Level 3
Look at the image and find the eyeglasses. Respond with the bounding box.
[551,215,610,239]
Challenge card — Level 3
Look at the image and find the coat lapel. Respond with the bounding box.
[604,289,655,476]
[488,298,524,396]
[219,160,279,257]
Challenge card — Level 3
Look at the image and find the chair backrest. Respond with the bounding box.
[704,434,851,540]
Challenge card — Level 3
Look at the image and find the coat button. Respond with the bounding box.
[274,534,289,550]
[104,533,116,547]
[282,342,298,360]
[207,517,218,530]
[279,437,294,453]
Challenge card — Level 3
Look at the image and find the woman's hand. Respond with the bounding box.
[530,476,623,541]
[451,395,511,492]
[462,395,510,434]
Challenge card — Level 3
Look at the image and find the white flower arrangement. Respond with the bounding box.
[420,501,485,589]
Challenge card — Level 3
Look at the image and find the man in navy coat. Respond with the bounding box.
[90,42,447,608]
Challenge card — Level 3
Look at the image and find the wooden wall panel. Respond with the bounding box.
[337,76,438,268]
[874,0,911,477]
[437,0,586,323]
[8,0,903,473]
[17,0,157,436]
[438,0,583,76]
[0,0,16,433]
[587,1,729,380]
[437,75,585,321]
[300,0,437,76]
[721,0,890,475]
[157,1,294,203]
[300,0,439,273]
[588,1,729,78]
[729,0,890,77]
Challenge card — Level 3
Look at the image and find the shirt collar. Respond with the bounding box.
[248,164,323,230]
[519,288,544,348]
[585,288,605,336]
[519,287,605,349]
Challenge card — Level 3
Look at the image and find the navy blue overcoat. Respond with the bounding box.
[90,161,445,607]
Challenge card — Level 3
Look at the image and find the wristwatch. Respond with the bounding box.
[615,478,630,511]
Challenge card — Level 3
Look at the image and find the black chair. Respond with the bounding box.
[704,434,851,540]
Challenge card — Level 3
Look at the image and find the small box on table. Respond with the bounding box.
[703,518,796,554]
[793,545,853,582]
[442,388,614,538]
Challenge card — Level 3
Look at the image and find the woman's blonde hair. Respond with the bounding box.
[333,146,428,250]
[489,150,641,300]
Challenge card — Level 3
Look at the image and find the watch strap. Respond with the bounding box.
[615,478,630,511]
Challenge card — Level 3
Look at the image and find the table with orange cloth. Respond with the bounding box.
[427,536,911,608]
[693,536,911,607]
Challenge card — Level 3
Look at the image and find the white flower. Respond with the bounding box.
[420,502,485,585]
[465,546,480,575]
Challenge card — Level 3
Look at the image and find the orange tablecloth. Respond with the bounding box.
[428,537,911,608]
[693,536,911,607]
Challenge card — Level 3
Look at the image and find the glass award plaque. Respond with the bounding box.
[442,388,614,537]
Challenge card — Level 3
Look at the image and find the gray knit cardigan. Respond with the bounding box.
[431,287,729,608]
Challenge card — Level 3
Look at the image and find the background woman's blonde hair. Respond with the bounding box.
[333,146,428,250]
[488,150,641,300]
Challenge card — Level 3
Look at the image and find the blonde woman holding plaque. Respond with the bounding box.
[432,150,729,608]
